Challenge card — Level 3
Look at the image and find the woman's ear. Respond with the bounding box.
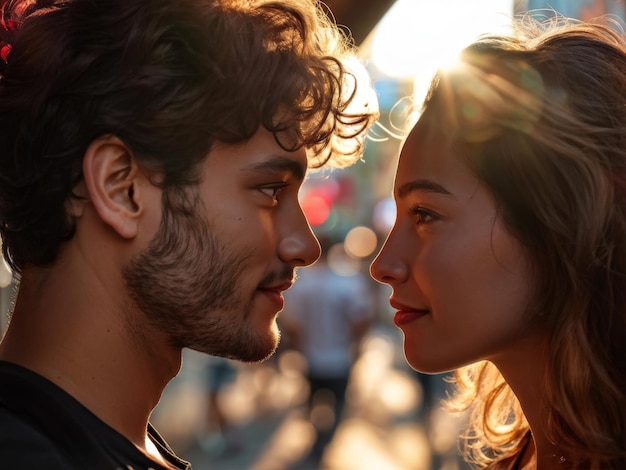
[81,135,146,239]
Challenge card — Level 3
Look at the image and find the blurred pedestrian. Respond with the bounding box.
[198,356,239,456]
[281,237,376,463]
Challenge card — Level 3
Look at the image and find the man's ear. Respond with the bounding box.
[82,135,147,239]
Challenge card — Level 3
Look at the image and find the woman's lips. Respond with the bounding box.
[389,299,429,326]
[393,310,428,326]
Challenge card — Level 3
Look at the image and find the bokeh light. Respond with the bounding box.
[344,226,378,259]
[301,192,331,226]
[327,242,361,277]
[373,197,396,234]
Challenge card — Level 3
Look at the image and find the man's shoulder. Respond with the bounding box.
[0,406,73,468]
[0,361,191,470]
[0,361,80,468]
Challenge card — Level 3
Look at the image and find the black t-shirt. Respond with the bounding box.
[0,360,191,469]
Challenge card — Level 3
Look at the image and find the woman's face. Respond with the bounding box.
[370,122,535,373]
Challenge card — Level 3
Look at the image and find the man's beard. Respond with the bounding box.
[122,188,278,362]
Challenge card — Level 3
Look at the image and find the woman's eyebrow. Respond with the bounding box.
[396,178,452,200]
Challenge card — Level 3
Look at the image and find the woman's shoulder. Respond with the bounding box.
[484,432,532,470]
[484,455,520,470]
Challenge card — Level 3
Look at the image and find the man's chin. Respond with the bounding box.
[238,334,280,363]
[215,347,277,364]
[193,331,279,363]
[236,318,281,362]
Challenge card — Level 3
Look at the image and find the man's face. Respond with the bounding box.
[123,127,321,362]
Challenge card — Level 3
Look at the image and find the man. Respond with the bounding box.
[0,0,377,468]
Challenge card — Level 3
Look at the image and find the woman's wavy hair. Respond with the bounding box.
[0,0,377,272]
[419,16,626,469]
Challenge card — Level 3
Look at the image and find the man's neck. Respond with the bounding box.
[0,267,182,453]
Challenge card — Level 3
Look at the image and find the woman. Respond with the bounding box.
[370,16,626,469]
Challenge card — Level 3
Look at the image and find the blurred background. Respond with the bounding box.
[1,1,625,469]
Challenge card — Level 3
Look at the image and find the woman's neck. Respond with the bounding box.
[491,336,568,469]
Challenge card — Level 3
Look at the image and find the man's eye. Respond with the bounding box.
[259,183,288,201]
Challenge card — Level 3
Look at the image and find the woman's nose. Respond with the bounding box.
[370,235,407,285]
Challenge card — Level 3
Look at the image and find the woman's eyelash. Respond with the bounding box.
[409,205,437,224]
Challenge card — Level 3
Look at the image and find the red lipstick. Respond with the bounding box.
[390,299,429,326]
[393,310,427,326]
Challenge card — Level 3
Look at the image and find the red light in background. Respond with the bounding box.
[301,192,331,226]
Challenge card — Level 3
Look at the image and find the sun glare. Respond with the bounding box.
[367,0,514,103]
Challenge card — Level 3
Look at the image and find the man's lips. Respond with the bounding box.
[257,281,293,310]
[390,299,429,326]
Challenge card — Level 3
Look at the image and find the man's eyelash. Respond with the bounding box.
[260,182,289,199]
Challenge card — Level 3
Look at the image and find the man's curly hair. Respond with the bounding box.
[0,0,377,272]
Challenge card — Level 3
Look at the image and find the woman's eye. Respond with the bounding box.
[409,205,437,225]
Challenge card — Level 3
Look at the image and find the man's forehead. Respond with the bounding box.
[241,154,307,180]
[202,124,307,176]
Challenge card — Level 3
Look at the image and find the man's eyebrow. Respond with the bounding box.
[396,178,452,199]
[242,156,306,180]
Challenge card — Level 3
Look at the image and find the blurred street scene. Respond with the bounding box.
[152,323,469,470]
